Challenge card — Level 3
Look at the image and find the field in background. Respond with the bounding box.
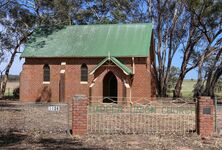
[168,80,222,99]
[181,80,222,98]
[180,80,196,98]
[4,81,19,96]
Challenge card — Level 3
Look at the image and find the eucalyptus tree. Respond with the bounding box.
[201,50,222,97]
[0,0,79,98]
[147,0,189,97]
[173,0,222,98]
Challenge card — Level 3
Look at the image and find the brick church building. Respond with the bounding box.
[20,23,156,104]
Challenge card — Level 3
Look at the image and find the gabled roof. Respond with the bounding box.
[89,57,133,75]
[21,23,153,58]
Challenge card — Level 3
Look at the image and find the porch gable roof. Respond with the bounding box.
[89,57,133,75]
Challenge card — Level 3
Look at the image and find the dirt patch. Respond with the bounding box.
[0,131,222,150]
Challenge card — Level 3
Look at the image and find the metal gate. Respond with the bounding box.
[87,97,196,135]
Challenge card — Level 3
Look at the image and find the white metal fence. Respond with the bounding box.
[87,97,196,135]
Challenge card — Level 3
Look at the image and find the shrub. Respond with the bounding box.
[13,87,19,99]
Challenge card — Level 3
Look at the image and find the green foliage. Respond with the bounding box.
[168,66,180,90]
[13,87,19,99]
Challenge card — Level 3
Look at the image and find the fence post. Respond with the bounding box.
[72,95,88,136]
[197,96,215,138]
[214,97,218,134]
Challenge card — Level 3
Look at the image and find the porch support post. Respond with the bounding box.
[59,62,66,102]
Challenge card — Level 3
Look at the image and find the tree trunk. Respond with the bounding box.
[203,60,222,97]
[173,73,185,98]
[193,55,205,97]
[0,32,32,98]
[0,48,17,98]
[193,69,203,97]
[173,46,191,98]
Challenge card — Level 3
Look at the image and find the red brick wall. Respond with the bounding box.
[20,57,156,103]
[196,96,215,138]
[72,95,88,135]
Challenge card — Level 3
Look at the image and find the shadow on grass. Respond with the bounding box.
[0,103,15,108]
[37,137,106,150]
[0,130,27,147]
[0,129,106,150]
[0,101,22,112]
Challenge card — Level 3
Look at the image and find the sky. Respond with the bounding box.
[0,48,198,79]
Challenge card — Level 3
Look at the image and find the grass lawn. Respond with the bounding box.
[180,80,196,98]
[168,80,222,99]
[3,81,19,96]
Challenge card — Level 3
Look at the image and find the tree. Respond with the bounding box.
[167,66,180,94]
[215,77,222,93]
[0,1,36,98]
[148,0,189,97]
[0,0,80,98]
[173,0,222,98]
[73,0,147,24]
[202,50,222,97]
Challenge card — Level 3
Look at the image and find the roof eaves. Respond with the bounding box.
[89,57,133,76]
[110,57,133,75]
[89,57,108,75]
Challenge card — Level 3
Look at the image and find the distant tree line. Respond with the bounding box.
[0,0,221,98]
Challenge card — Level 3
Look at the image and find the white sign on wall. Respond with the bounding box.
[48,105,60,111]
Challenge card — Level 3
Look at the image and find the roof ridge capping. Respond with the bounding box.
[64,22,152,27]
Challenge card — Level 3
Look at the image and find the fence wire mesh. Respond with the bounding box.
[0,101,69,133]
[87,97,196,135]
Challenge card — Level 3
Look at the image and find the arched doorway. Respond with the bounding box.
[103,72,117,103]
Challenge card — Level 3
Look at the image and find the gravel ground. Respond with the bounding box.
[0,131,222,150]
[0,100,69,133]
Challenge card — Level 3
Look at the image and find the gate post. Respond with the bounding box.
[72,95,88,136]
[197,96,215,138]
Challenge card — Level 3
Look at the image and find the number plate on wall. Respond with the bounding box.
[48,105,60,111]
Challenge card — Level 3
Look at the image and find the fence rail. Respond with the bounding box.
[87,97,196,135]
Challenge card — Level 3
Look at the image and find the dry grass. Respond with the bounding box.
[6,81,19,89]
[0,131,222,150]
[0,101,68,133]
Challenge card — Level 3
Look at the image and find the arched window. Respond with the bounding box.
[81,64,88,82]
[43,64,50,82]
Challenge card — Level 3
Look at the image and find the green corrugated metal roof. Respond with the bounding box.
[89,57,133,75]
[21,23,152,58]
